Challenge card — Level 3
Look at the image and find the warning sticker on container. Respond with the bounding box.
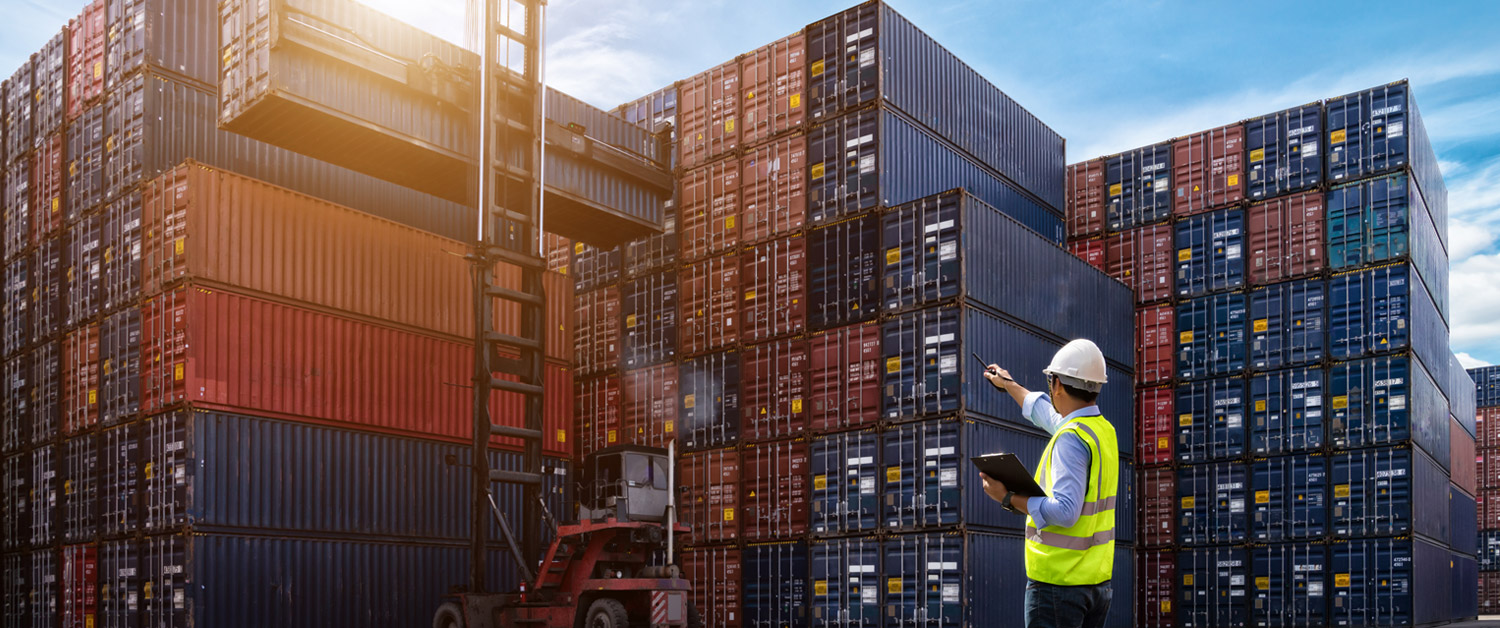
[174,363,184,381]
[1183,574,1194,586]
[887,466,902,483]
[174,237,184,256]
[811,60,825,77]
[887,578,903,594]
[1253,319,1268,333]
[811,163,826,179]
[1335,573,1350,587]
[1249,149,1265,163]
[1330,129,1347,144]
[1180,331,1194,344]
[814,474,827,490]
[556,429,566,443]
[886,357,901,374]
[1256,490,1270,504]
[1256,576,1270,590]
[1255,400,1267,412]
[725,118,736,133]
[1162,601,1172,613]
[814,580,828,596]
[744,290,757,301]
[790,94,801,109]
[1181,496,1195,509]
[726,215,735,229]
[723,508,734,521]
[684,394,696,409]
[1227,174,1239,187]
[1179,414,1193,427]
[1331,396,1347,410]
[608,430,618,443]
[792,398,803,414]
[1178,248,1191,262]
[886,248,901,265]
[1158,437,1169,450]
[1334,484,1350,498]
[626,314,637,328]
[1109,183,1122,197]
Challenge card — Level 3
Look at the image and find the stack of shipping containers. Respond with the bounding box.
[1066,81,1478,627]
[1474,364,1500,612]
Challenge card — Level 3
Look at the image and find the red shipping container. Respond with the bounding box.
[1172,124,1245,216]
[682,546,742,628]
[1067,160,1105,238]
[542,232,571,274]
[573,286,619,376]
[1248,191,1324,285]
[1483,451,1500,491]
[1453,415,1476,497]
[807,322,881,432]
[1067,238,1105,272]
[739,33,805,146]
[1481,488,1500,530]
[680,253,741,356]
[1139,466,1176,547]
[66,1,105,119]
[680,448,740,544]
[1137,386,1174,466]
[741,338,809,442]
[679,59,740,169]
[621,364,679,448]
[1137,549,1175,628]
[741,438,809,540]
[138,286,572,455]
[1136,305,1175,385]
[1483,572,1500,614]
[1104,223,1174,303]
[31,135,65,241]
[741,235,807,343]
[61,543,97,628]
[740,135,807,245]
[1481,407,1500,450]
[575,376,620,459]
[63,324,100,435]
[681,160,741,261]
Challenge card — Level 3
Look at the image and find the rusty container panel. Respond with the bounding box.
[739,33,806,146]
[680,448,741,545]
[741,338,809,442]
[1068,238,1106,272]
[681,160,741,262]
[742,438,810,541]
[1140,466,1176,547]
[67,1,106,118]
[680,253,741,357]
[741,235,808,343]
[63,325,101,435]
[808,322,882,433]
[31,135,66,242]
[1067,160,1106,238]
[573,286,620,377]
[1248,191,1324,286]
[740,135,807,245]
[1452,416,1476,497]
[1105,223,1175,304]
[621,364,678,449]
[1137,304,1175,385]
[682,546,742,628]
[681,350,741,452]
[679,59,741,169]
[542,232,571,274]
[574,376,620,459]
[1172,124,1245,217]
[1138,385,1175,467]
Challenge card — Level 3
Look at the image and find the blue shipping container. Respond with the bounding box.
[1178,461,1249,545]
[1246,103,1323,200]
[1454,551,1478,621]
[3,257,31,357]
[1250,279,1326,371]
[99,539,138,628]
[1449,354,1475,437]
[809,214,882,331]
[1177,378,1248,462]
[1473,365,1500,409]
[1331,446,1448,543]
[1178,546,1249,628]
[1324,81,1447,248]
[744,542,809,628]
[1330,536,1449,627]
[621,268,677,369]
[805,105,1063,242]
[810,429,881,536]
[1452,484,1477,556]
[809,536,881,626]
[1482,531,1500,571]
[678,350,741,452]
[1252,454,1329,541]
[28,549,54,628]
[1,453,28,550]
[1327,173,1448,323]
[1106,142,1173,232]
[1329,355,1448,467]
[2,552,28,627]
[572,241,623,293]
[880,189,1135,366]
[1,358,26,453]
[101,423,138,539]
[1176,207,1247,298]
[1329,265,1448,374]
[1250,367,1325,455]
[881,417,1049,532]
[1177,292,1248,380]
[1252,542,1329,628]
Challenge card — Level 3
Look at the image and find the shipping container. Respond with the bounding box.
[741,235,808,343]
[808,322,882,433]
[31,135,65,242]
[1249,191,1324,286]
[1484,407,1500,451]
[743,541,809,628]
[1484,531,1500,570]
[1329,355,1448,465]
[1107,142,1173,232]
[63,325,100,435]
[1138,385,1174,466]
[2,552,28,627]
[1245,103,1323,200]
[1177,292,1248,380]
[572,242,622,293]
[806,1,1064,210]
[881,417,1050,532]
[31,445,56,547]
[680,160,741,261]
[67,104,105,222]
[1137,305,1175,385]
[1250,279,1326,371]
[1178,546,1248,628]
[34,29,67,137]
[98,309,140,426]
[680,351,741,451]
[1139,549,1174,628]
[574,376,620,459]
[106,0,217,89]
[3,261,30,358]
[1067,160,1106,238]
[100,423,136,538]
[1,357,29,453]
[808,214,880,331]
[1484,572,1500,615]
[809,429,880,536]
[806,105,1063,242]
[1178,461,1249,545]
[1104,223,1174,304]
[4,60,33,163]
[1453,416,1476,496]
[679,253,741,356]
[1329,536,1450,627]
[1120,460,1138,545]
[1252,454,1328,541]
[808,536,880,627]
[1176,207,1246,298]
[681,546,740,628]
[31,342,62,445]
[1176,377,1248,462]
[742,339,810,442]
[33,234,67,343]
[28,549,57,628]
[1454,485,1478,556]
[2,453,29,549]
[61,434,100,542]
[1474,365,1500,408]
[60,544,96,628]
[679,59,739,169]
[621,365,678,449]
[1325,81,1447,238]
[621,269,678,369]
[615,84,678,153]
[679,448,740,544]
[1455,552,1479,621]
[1068,238,1106,272]
[1141,466,1176,548]
[623,202,680,279]
[740,133,807,245]
[69,0,105,111]
[3,164,33,263]
[1173,124,1245,217]
[98,539,137,628]
[1331,445,1448,542]
[67,213,103,327]
[1251,542,1328,628]
[1449,353,1475,437]
[1250,367,1325,455]
[573,286,619,376]
[1328,173,1449,323]
[742,438,810,540]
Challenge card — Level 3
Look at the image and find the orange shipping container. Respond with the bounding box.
[679,253,741,356]
[739,33,806,146]
[1172,124,1245,217]
[1452,415,1476,497]
[679,60,741,169]
[1067,160,1105,238]
[681,160,741,261]
[63,324,99,434]
[680,448,741,545]
[740,135,807,245]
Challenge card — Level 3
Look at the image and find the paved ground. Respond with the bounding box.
[1449,618,1500,627]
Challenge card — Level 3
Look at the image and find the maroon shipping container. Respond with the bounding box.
[740,33,805,146]
[742,438,809,540]
[741,338,809,442]
[1104,223,1174,303]
[680,59,740,169]
[543,232,571,274]
[31,135,66,242]
[1136,304,1175,385]
[681,160,741,261]
[621,364,679,449]
[1068,238,1105,272]
[682,546,742,628]
[1067,160,1106,238]
[1248,191,1324,286]
[808,322,881,432]
[740,135,807,245]
[1481,407,1500,451]
[1454,416,1476,497]
[680,448,741,544]
[1482,451,1500,491]
[1173,124,1245,217]
[1481,489,1500,531]
[61,543,97,628]
[1138,549,1175,628]
[138,286,573,455]
[741,235,807,343]
[573,286,620,376]
[575,376,621,459]
[1137,386,1174,466]
[1140,466,1176,547]
[63,324,100,435]
[680,253,741,356]
[66,1,106,119]
[1483,573,1500,615]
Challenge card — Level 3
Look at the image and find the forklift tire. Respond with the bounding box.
[585,598,629,628]
[687,601,704,628]
[432,602,464,628]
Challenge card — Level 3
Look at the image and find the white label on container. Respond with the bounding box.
[127,592,137,609]
[925,447,943,457]
[939,242,958,261]
[861,456,874,465]
[925,335,941,345]
[1388,121,1404,138]
[1309,582,1324,595]
[849,564,874,573]
[1389,395,1406,410]
[1302,140,1319,156]
[1227,413,1242,428]
[862,588,878,604]
[928,561,945,570]
[940,468,958,486]
[1307,410,1323,419]
[859,49,876,67]
[943,584,960,602]
[175,589,185,608]
[120,568,136,577]
[1226,244,1242,260]
[1230,575,1245,586]
[166,565,183,575]
[1230,499,1245,513]
[859,155,876,174]
[1231,589,1245,597]
[1305,395,1321,406]
[940,333,955,342]
[166,440,183,453]
[939,355,957,373]
[860,477,876,494]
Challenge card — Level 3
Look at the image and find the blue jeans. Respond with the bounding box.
[1024,579,1112,628]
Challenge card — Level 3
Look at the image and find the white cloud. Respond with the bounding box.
[1449,219,1496,264]
[1457,352,1492,369]
[1450,250,1500,350]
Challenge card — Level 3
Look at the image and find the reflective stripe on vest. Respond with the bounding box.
[1023,414,1118,586]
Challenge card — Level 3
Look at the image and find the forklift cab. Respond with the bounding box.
[577,445,672,523]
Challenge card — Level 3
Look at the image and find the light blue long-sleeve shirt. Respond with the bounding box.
[1019,391,1101,530]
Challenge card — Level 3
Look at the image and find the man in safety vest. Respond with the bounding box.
[981,339,1117,628]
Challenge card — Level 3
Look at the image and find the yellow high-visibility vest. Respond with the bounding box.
[1024,414,1118,586]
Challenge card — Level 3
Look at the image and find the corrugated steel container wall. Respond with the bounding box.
[680,448,741,544]
[743,541,809,628]
[1248,191,1324,286]
[30,445,56,547]
[2,552,29,627]
[1250,279,1326,371]
[574,376,620,459]
[62,434,100,542]
[678,59,740,169]
[100,423,137,538]
[67,213,104,327]
[1067,238,1106,272]
[1106,143,1173,232]
[1245,103,1323,200]
[2,262,29,362]
[1138,385,1174,466]
[1331,445,1448,542]
[1454,485,1478,556]
[881,418,1050,533]
[741,235,808,343]
[623,201,680,278]
[1327,173,1449,323]
[2,357,30,453]
[1331,265,1448,377]
[29,549,57,628]
[680,160,741,261]
[1177,461,1249,545]
[806,105,1064,243]
[615,84,678,152]
[1485,573,1500,615]
[69,0,106,111]
[1251,542,1328,627]
[621,364,678,449]
[1175,207,1246,298]
[4,60,34,163]
[2,453,30,549]
[1329,355,1448,465]
[1140,466,1176,547]
[1137,304,1175,385]
[681,546,741,628]
[808,214,880,331]
[1138,549,1174,628]
[1456,552,1479,620]
[741,339,809,442]
[32,135,65,242]
[1177,546,1248,628]
[571,242,621,293]
[679,253,741,356]
[1484,531,1500,569]
[1453,416,1476,496]
[573,286,619,376]
[1067,160,1106,238]
[31,28,63,138]
[809,536,880,626]
[1172,124,1245,217]
[1473,365,1500,408]
[680,350,741,451]
[806,1,1064,210]
[808,322,882,433]
[1325,81,1448,239]
[107,0,217,89]
[1119,460,1137,544]
[67,105,105,222]
[1250,367,1325,455]
[742,438,810,540]
[3,164,33,263]
[809,429,880,535]
[1330,536,1450,627]
[1484,407,1500,451]
[1104,223,1174,304]
[1449,354,1475,437]
[98,539,136,628]
[31,342,62,445]
[99,308,141,426]
[741,134,807,245]
[1252,454,1329,541]
[33,235,68,343]
[1176,292,1248,381]
[60,544,96,628]
[880,190,1134,365]
[63,324,100,434]
[545,86,666,161]
[621,269,678,369]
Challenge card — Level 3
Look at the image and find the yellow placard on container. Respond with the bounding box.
[1256,490,1270,504]
[556,429,566,444]
[1157,437,1169,450]
[1227,174,1240,187]
[1334,484,1351,498]
[1109,183,1122,197]
[1256,577,1270,590]
[1181,496,1195,509]
[811,60,825,77]
[1332,396,1348,410]
[790,94,801,109]
[723,508,734,521]
[1249,148,1265,163]
[811,162,826,179]
[1335,573,1350,587]
[887,578,903,594]
[815,580,828,596]
[1331,129,1347,144]
[1180,331,1194,344]
[1253,319,1268,332]
[886,357,901,374]
[886,248,901,265]
[814,475,827,490]
[683,394,696,409]
[1178,248,1192,262]
[1179,414,1193,427]
[886,466,901,483]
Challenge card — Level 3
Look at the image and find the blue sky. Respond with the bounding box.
[5,0,1499,366]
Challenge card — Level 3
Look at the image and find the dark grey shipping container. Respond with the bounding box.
[28,548,55,628]
[107,0,222,90]
[29,444,56,547]
[1,257,30,357]
[1,358,27,453]
[99,538,139,628]
[99,308,141,426]
[66,103,106,221]
[1,552,27,627]
[3,162,31,263]
[621,269,678,369]
[30,342,61,446]
[33,31,67,141]
[1331,445,1448,543]
[4,59,33,163]
[2,453,28,549]
[808,213,881,331]
[102,422,138,538]
[1451,353,1476,437]
[1330,536,1450,627]
[881,417,1049,532]
[62,433,100,542]
[68,213,104,327]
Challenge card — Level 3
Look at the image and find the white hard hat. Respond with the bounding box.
[1043,339,1108,393]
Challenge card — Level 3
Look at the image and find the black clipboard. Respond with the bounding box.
[970,453,1047,498]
